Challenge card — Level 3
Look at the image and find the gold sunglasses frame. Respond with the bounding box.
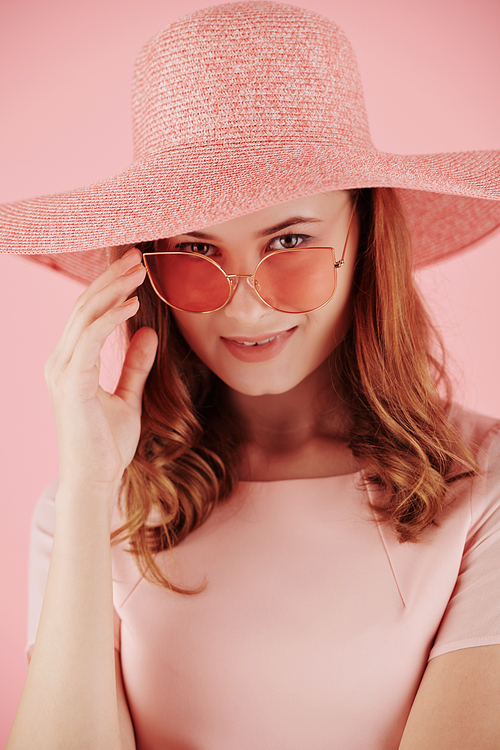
[142,192,359,315]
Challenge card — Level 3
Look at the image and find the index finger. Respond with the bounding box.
[54,246,143,352]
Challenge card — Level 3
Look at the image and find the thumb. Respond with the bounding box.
[114,326,158,412]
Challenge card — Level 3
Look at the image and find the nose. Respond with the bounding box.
[223,274,272,326]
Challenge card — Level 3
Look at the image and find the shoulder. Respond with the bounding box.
[447,402,500,463]
[447,403,500,535]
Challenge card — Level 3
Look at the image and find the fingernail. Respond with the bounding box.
[122,247,138,260]
[122,295,139,307]
[124,263,145,276]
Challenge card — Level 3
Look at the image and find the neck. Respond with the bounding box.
[229,362,340,439]
[225,361,359,481]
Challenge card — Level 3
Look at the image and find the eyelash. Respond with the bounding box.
[174,234,312,256]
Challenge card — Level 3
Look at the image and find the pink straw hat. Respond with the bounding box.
[1,0,499,286]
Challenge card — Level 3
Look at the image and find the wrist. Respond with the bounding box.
[55,478,122,529]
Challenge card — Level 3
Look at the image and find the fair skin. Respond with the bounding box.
[6,192,500,749]
[166,190,362,480]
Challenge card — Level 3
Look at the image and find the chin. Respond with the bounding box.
[231,383,292,397]
[216,368,305,398]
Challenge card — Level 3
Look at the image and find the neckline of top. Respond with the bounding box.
[238,469,365,485]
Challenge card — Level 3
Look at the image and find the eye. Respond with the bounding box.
[268,234,310,251]
[174,242,218,257]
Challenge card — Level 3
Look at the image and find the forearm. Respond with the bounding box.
[398,647,500,750]
[7,484,122,750]
[7,250,154,749]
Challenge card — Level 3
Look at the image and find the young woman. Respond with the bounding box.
[3,2,500,748]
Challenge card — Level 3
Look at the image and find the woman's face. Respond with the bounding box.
[165,190,359,397]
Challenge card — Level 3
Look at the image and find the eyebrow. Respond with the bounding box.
[181,216,324,241]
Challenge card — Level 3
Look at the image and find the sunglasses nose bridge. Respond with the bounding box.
[226,272,256,295]
[223,271,267,311]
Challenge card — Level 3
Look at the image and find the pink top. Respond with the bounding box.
[27,406,500,750]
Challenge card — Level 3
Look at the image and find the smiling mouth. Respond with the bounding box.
[220,327,297,362]
[222,327,296,346]
[235,336,276,347]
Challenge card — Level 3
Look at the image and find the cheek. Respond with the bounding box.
[172,311,199,343]
[308,305,352,367]
[333,287,355,340]
[315,267,356,354]
[171,311,217,360]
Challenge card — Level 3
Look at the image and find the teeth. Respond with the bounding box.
[237,336,276,346]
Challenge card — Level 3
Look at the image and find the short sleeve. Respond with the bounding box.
[429,422,500,659]
[26,478,122,663]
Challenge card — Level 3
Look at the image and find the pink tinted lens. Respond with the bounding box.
[145,253,230,312]
[255,248,336,312]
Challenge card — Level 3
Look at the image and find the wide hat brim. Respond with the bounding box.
[2,143,499,286]
[1,0,499,286]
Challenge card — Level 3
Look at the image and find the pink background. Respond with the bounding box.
[0,0,499,741]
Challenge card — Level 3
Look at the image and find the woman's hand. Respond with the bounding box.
[7,248,152,750]
[44,247,158,506]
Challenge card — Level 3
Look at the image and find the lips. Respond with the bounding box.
[221,327,297,362]
[232,335,276,346]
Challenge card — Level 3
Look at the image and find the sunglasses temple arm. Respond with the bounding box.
[336,190,360,267]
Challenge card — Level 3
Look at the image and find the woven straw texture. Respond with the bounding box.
[1,1,499,285]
